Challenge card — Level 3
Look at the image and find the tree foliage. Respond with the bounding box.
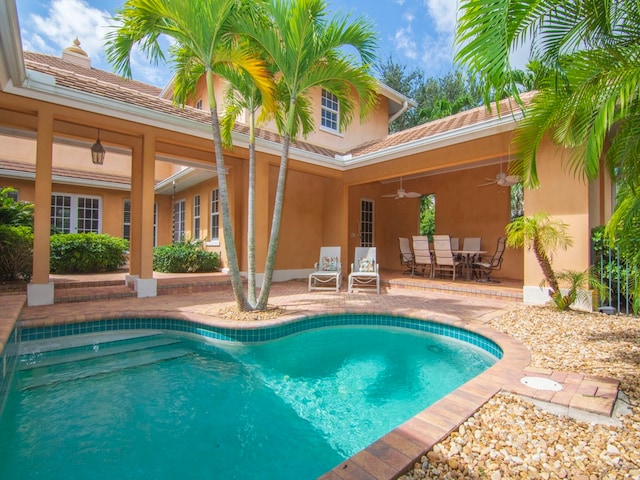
[376,57,484,132]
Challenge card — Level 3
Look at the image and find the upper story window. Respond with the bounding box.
[195,99,203,110]
[321,89,339,133]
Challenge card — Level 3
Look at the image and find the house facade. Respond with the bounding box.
[0,3,615,307]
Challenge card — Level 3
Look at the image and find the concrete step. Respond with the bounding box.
[54,284,135,303]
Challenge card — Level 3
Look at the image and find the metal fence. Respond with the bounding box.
[593,237,640,316]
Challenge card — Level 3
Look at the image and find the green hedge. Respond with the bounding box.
[50,233,129,274]
[153,241,220,273]
[0,225,33,281]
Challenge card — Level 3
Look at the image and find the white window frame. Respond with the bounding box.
[153,201,158,247]
[51,193,102,234]
[123,199,131,241]
[193,194,201,240]
[359,198,374,247]
[320,88,341,134]
[207,188,220,246]
[173,198,186,243]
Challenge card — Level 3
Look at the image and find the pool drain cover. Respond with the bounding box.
[520,376,563,391]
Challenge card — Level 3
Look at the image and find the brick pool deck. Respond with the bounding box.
[0,275,620,480]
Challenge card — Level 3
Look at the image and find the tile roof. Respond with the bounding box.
[348,92,535,157]
[0,159,131,186]
[21,51,533,163]
[23,52,339,159]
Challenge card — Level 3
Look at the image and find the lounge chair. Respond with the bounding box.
[473,237,506,283]
[348,247,380,293]
[433,234,463,281]
[411,235,433,278]
[398,237,415,275]
[308,246,342,292]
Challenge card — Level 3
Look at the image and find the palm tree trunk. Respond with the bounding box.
[256,134,290,310]
[247,112,257,306]
[207,74,250,311]
[533,237,560,294]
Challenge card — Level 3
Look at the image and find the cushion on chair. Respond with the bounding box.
[359,257,375,272]
[321,256,338,271]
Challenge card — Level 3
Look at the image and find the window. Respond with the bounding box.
[359,199,374,247]
[153,202,158,247]
[510,183,524,220]
[173,199,186,243]
[3,188,18,201]
[195,99,203,110]
[193,194,201,239]
[210,188,219,243]
[123,199,131,241]
[419,194,436,239]
[51,194,101,234]
[321,89,339,132]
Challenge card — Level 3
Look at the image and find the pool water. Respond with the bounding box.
[0,325,496,479]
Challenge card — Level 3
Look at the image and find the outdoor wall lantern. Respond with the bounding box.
[91,130,106,165]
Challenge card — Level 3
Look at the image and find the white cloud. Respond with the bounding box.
[391,11,418,61]
[20,0,171,86]
[24,0,115,63]
[424,0,458,34]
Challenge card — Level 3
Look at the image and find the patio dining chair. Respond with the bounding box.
[398,237,415,275]
[472,237,506,283]
[308,246,342,292]
[411,236,433,278]
[433,234,463,281]
[348,247,380,293]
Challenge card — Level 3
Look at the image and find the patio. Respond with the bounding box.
[1,272,636,478]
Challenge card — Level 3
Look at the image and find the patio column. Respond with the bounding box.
[27,107,54,306]
[127,134,156,297]
[127,139,142,281]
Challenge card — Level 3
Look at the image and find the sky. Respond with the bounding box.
[15,0,463,88]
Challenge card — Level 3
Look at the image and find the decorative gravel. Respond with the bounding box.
[399,306,640,479]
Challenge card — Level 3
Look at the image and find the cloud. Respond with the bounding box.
[391,11,418,61]
[424,0,458,34]
[23,0,115,63]
[19,0,171,86]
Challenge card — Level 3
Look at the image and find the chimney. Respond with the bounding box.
[62,38,91,68]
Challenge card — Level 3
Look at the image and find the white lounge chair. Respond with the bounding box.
[348,247,380,293]
[308,246,342,292]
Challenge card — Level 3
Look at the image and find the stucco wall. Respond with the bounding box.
[523,142,591,289]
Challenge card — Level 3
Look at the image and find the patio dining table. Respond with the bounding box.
[453,250,487,281]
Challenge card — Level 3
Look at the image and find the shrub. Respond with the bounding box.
[153,240,220,273]
[0,225,33,281]
[50,233,129,274]
[0,187,34,227]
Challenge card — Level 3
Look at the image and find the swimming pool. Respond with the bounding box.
[0,314,500,479]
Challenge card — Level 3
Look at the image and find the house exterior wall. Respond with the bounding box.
[522,142,592,304]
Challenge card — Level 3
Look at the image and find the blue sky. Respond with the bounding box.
[16,0,460,88]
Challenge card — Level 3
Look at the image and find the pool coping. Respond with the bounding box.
[7,295,531,480]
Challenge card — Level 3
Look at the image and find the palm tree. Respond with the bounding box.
[219,66,274,306]
[455,1,640,193]
[505,212,573,296]
[105,0,275,311]
[238,0,379,309]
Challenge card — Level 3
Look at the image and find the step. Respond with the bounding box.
[20,331,165,355]
[19,345,193,391]
[54,284,135,303]
[20,335,182,370]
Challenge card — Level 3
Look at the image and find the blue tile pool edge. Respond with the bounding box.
[17,313,503,360]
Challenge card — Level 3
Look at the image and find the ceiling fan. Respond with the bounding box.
[382,177,422,199]
[479,159,520,187]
